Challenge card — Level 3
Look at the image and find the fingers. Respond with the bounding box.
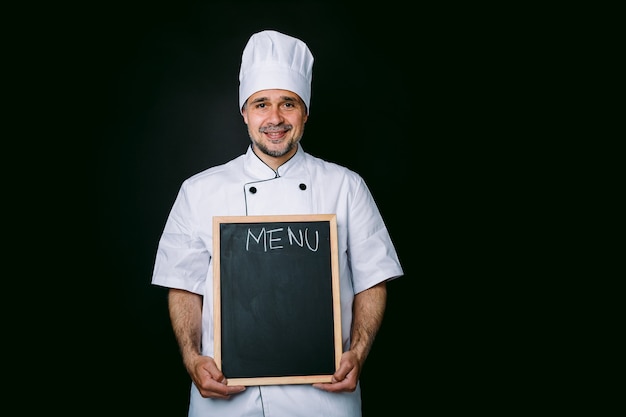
[312,350,361,392]
[197,377,246,399]
[191,357,247,399]
[312,376,356,392]
[312,368,358,392]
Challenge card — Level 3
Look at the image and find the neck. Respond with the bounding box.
[252,144,298,171]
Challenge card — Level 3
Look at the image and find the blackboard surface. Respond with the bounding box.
[213,214,341,386]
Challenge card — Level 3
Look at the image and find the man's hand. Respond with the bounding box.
[189,355,247,399]
[312,350,360,393]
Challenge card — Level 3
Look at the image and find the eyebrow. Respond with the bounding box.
[249,95,299,105]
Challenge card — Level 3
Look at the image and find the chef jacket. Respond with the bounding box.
[152,144,404,416]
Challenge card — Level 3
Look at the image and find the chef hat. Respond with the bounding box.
[238,30,314,114]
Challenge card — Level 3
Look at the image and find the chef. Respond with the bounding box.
[152,29,404,417]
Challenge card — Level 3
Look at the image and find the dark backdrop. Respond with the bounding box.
[10,1,540,413]
[70,1,480,415]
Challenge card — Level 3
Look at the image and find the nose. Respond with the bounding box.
[266,106,284,125]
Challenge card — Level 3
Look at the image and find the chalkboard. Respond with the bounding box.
[213,214,342,386]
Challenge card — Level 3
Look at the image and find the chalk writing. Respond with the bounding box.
[246,227,319,252]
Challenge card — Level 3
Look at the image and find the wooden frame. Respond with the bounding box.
[213,214,342,386]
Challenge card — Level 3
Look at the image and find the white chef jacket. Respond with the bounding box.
[152,145,404,417]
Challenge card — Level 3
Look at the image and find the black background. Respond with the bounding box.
[90,4,422,414]
[25,1,521,415]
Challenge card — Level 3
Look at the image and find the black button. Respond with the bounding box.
[249,186,257,194]
[299,183,307,190]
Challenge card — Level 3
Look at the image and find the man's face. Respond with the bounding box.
[242,89,308,160]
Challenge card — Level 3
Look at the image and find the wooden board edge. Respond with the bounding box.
[227,374,333,386]
[213,216,222,369]
[328,214,343,369]
[214,214,336,224]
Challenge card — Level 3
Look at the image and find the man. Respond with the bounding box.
[152,29,404,416]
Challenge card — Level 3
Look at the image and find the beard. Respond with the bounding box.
[252,137,299,157]
[250,123,302,158]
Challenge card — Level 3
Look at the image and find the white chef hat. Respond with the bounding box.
[238,30,314,114]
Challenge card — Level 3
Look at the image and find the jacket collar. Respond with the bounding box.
[243,144,307,179]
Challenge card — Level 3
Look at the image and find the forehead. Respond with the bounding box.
[248,89,302,103]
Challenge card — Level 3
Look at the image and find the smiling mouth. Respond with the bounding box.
[260,125,292,134]
[266,130,286,137]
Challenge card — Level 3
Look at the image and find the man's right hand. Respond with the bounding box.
[188,355,247,399]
